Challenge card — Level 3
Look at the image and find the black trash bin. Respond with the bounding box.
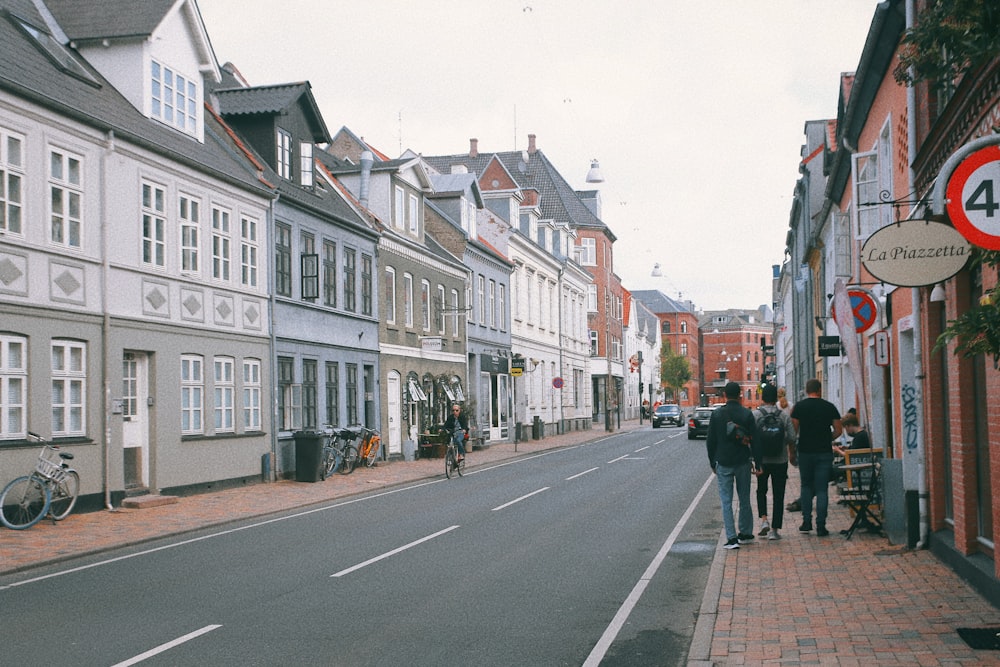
[532,416,543,440]
[294,431,323,482]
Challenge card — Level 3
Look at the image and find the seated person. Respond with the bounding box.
[833,413,870,457]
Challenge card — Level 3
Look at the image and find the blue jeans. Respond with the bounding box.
[451,429,466,456]
[798,451,833,527]
[716,462,753,540]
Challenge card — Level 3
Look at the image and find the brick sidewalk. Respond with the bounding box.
[4,421,1000,665]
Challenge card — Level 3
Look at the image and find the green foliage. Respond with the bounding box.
[660,348,692,399]
[894,0,1000,86]
[934,250,1000,368]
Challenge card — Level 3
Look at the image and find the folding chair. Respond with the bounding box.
[839,457,883,539]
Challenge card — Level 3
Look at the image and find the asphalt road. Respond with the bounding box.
[1,425,722,666]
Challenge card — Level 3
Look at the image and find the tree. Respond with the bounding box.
[660,348,691,402]
[893,0,1000,86]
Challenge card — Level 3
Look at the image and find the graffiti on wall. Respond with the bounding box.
[902,383,918,452]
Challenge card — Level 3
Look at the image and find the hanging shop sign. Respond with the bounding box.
[818,336,842,357]
[861,219,971,287]
[946,144,1000,250]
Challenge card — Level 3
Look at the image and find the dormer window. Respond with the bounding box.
[151,61,197,135]
[13,15,97,86]
[299,142,313,187]
[276,130,292,179]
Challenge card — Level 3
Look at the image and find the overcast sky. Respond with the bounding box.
[199,0,881,311]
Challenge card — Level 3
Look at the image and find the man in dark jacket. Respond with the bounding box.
[443,403,469,461]
[706,382,757,549]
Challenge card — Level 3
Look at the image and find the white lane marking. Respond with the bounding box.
[634,446,650,453]
[491,487,550,511]
[607,454,630,463]
[331,525,459,578]
[582,474,715,667]
[111,624,222,667]
[566,467,599,481]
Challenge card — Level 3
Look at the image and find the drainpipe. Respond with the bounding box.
[557,267,565,433]
[101,131,115,511]
[359,150,373,209]
[268,193,280,481]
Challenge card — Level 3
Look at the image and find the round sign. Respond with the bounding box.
[946,144,1000,250]
[860,219,970,287]
[832,289,879,333]
[552,377,564,389]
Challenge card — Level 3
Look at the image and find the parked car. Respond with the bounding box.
[687,406,717,439]
[652,404,683,428]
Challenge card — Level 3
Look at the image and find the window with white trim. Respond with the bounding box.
[489,280,496,327]
[499,283,506,331]
[51,340,85,436]
[394,186,405,229]
[241,215,258,287]
[385,267,396,324]
[478,275,486,324]
[276,129,291,180]
[0,334,26,438]
[212,206,231,281]
[179,194,200,273]
[214,356,234,433]
[141,181,165,267]
[181,354,204,434]
[151,60,198,134]
[50,149,82,248]
[403,273,413,327]
[578,237,596,265]
[421,279,431,331]
[243,358,261,431]
[587,284,598,312]
[299,141,313,187]
[451,288,460,337]
[408,193,419,233]
[1,129,24,235]
[437,284,446,334]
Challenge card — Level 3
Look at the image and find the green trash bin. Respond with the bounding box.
[294,431,323,482]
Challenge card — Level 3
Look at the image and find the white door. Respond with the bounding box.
[386,371,402,455]
[122,352,149,489]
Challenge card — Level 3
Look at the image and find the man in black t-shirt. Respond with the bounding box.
[790,379,842,537]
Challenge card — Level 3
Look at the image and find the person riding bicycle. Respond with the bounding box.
[443,403,469,462]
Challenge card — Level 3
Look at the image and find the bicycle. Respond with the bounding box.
[445,428,467,479]
[320,426,359,479]
[0,432,80,530]
[357,427,382,468]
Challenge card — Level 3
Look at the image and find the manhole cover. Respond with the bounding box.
[957,628,1000,650]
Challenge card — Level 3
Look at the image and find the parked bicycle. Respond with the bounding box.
[320,425,359,479]
[356,427,382,468]
[445,428,466,479]
[0,432,80,530]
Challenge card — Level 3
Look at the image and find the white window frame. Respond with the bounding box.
[579,237,596,265]
[179,193,200,274]
[437,284,446,334]
[243,358,261,431]
[49,148,82,248]
[141,181,166,267]
[408,193,419,233]
[299,141,313,187]
[478,275,486,324]
[403,273,414,327]
[489,279,496,327]
[0,334,26,438]
[212,206,232,282]
[1,129,24,235]
[151,60,198,134]
[241,215,259,287]
[385,267,397,325]
[498,283,506,331]
[451,288,460,336]
[421,279,431,331]
[51,340,85,436]
[276,129,292,180]
[214,356,235,433]
[587,284,598,312]
[181,354,204,434]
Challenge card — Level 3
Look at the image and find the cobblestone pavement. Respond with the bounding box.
[3,420,1000,665]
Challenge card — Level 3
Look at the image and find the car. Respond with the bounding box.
[687,406,717,439]
[651,404,683,428]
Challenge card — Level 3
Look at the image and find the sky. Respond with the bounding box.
[199,0,882,312]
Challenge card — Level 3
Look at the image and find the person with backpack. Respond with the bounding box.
[706,381,757,550]
[752,384,797,540]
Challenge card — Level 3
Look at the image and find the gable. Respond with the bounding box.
[479,156,519,191]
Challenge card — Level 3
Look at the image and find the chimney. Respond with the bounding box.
[359,150,374,209]
[469,138,478,158]
[527,134,537,155]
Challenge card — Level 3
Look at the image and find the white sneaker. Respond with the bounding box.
[768,529,781,540]
[758,519,770,536]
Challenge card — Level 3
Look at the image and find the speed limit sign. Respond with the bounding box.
[946,144,1000,250]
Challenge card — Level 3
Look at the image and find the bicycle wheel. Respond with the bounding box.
[322,447,340,479]
[0,475,50,530]
[456,453,466,477]
[48,470,80,520]
[445,448,456,479]
[364,437,380,467]
[339,445,359,475]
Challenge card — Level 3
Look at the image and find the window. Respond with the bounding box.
[489,280,496,327]
[179,194,199,273]
[467,285,474,323]
[302,359,317,430]
[275,223,292,297]
[421,279,431,331]
[299,141,313,187]
[151,61,197,134]
[48,149,82,248]
[241,216,258,287]
[499,284,506,331]
[1,129,24,235]
[15,17,96,84]
[394,186,405,229]
[385,267,397,324]
[680,342,688,356]
[343,247,357,312]
[587,284,598,312]
[680,321,688,334]
[243,359,261,431]
[141,181,165,266]
[323,240,337,307]
[477,275,486,324]
[403,273,413,327]
[325,362,339,427]
[590,330,599,356]
[0,334,26,437]
[300,232,317,300]
[451,288,460,337]
[277,356,300,431]
[437,284,446,334]
[212,206,231,281]
[662,321,671,334]
[214,357,234,433]
[346,363,358,425]
[578,238,596,265]
[181,354,204,434]
[361,254,373,316]
[276,129,292,180]
[408,193,419,233]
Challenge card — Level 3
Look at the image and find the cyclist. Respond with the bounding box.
[443,403,469,462]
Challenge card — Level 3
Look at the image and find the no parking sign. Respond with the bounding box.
[832,288,879,333]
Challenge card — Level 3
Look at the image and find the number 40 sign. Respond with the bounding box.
[947,144,1000,250]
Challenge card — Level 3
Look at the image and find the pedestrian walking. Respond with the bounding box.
[706,381,757,550]
[790,378,842,537]
[751,384,797,540]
